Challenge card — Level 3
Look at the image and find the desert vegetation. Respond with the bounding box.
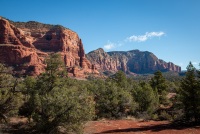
[0,54,200,133]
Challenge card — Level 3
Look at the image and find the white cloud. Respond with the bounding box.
[147,32,165,37]
[103,41,115,50]
[127,31,165,42]
[102,31,165,50]
[192,62,198,65]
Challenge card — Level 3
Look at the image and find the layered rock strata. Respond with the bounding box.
[0,17,97,77]
[86,48,181,74]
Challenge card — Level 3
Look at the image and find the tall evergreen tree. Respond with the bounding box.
[180,62,200,122]
[150,70,168,105]
[150,70,167,92]
[110,70,128,89]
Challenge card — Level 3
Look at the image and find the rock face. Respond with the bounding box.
[0,17,95,77]
[86,48,181,74]
[0,17,181,77]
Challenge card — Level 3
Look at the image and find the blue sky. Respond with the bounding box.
[1,0,200,70]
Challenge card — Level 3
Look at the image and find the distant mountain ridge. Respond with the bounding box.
[86,48,181,74]
[0,16,180,77]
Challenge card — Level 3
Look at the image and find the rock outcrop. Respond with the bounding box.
[0,17,181,77]
[0,17,96,77]
[86,48,181,74]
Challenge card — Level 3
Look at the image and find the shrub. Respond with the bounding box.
[0,64,23,122]
[88,79,137,119]
[20,54,95,133]
[131,82,158,118]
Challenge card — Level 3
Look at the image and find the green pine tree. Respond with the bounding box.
[110,70,128,89]
[150,70,169,106]
[180,62,200,123]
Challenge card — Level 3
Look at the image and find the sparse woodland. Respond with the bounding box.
[0,54,200,133]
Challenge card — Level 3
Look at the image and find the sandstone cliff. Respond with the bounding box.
[0,17,96,77]
[0,17,181,77]
[86,48,181,74]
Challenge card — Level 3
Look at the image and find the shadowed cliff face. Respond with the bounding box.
[0,17,96,77]
[86,48,181,74]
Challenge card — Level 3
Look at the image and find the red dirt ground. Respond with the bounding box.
[1,117,200,134]
[84,120,200,134]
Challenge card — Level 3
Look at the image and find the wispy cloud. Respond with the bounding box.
[192,62,198,65]
[126,31,165,42]
[103,31,165,50]
[103,41,116,50]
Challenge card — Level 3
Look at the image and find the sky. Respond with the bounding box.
[1,0,200,70]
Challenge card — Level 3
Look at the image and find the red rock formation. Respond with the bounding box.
[0,44,46,75]
[0,19,22,45]
[0,17,96,77]
[86,48,181,74]
[0,17,181,77]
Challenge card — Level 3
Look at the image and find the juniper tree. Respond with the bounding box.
[21,54,94,133]
[0,64,22,122]
[135,82,158,115]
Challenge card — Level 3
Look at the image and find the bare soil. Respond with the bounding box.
[84,119,200,134]
[1,117,200,134]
